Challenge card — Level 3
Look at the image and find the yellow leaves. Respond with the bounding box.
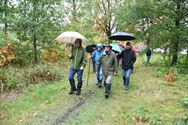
[164,68,176,82]
[39,48,64,63]
[0,44,14,67]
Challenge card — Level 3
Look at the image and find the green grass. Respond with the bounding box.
[1,54,188,125]
[0,80,69,125]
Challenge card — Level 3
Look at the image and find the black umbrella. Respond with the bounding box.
[109,32,136,41]
[85,44,97,53]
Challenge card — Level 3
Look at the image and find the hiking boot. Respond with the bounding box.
[105,93,109,98]
[76,82,82,95]
[69,89,76,94]
[76,91,81,95]
[105,84,111,98]
[98,81,102,88]
[124,86,128,91]
[96,81,99,85]
[69,80,76,94]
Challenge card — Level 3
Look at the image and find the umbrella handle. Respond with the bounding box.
[86,58,91,86]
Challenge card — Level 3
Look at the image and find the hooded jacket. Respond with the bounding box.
[97,51,118,76]
[91,49,103,62]
[70,46,87,70]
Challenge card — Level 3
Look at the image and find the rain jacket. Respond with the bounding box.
[119,47,136,70]
[70,46,87,70]
[97,51,118,76]
[146,48,152,56]
[91,49,103,62]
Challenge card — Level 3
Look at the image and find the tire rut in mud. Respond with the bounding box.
[54,90,94,125]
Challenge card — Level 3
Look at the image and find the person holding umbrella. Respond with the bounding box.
[91,43,104,87]
[118,42,136,90]
[97,44,118,98]
[68,39,87,95]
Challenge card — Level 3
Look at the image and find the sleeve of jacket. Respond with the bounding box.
[82,50,87,68]
[91,50,96,59]
[131,52,136,65]
[96,55,102,72]
[117,51,122,59]
[114,54,118,73]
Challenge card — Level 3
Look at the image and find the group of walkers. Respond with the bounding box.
[67,38,151,98]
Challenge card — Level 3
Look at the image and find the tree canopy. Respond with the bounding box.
[0,0,187,66]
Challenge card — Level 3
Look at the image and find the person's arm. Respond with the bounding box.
[80,50,87,70]
[82,50,87,67]
[91,51,96,59]
[96,55,102,73]
[114,54,118,75]
[131,52,136,65]
[117,51,123,59]
[68,47,73,59]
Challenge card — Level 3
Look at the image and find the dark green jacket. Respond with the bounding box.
[70,46,87,70]
[97,51,118,76]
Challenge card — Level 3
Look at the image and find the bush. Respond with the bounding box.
[11,45,34,66]
[0,44,14,67]
[173,115,188,125]
[181,96,188,108]
[0,62,67,93]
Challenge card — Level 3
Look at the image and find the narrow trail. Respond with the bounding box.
[54,90,94,125]
[25,56,187,125]
[26,57,147,125]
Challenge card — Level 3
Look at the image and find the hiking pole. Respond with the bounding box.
[86,58,91,86]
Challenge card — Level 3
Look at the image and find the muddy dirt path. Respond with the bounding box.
[54,90,94,125]
[26,73,97,125]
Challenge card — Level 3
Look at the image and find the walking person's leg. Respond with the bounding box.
[97,65,103,87]
[92,60,96,72]
[103,75,107,87]
[146,56,151,64]
[122,69,126,86]
[148,56,151,64]
[76,69,83,95]
[99,65,103,85]
[105,75,112,98]
[68,68,76,94]
[125,69,132,90]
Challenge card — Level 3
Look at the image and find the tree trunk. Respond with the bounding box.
[171,3,180,66]
[171,41,179,66]
[4,0,8,34]
[33,33,37,64]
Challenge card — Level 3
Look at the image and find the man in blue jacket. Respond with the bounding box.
[92,43,103,87]
[119,42,136,90]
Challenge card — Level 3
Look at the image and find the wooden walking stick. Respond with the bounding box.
[86,58,91,86]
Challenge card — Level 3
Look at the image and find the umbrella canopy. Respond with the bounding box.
[109,32,136,41]
[55,31,87,44]
[110,43,124,53]
[85,44,97,53]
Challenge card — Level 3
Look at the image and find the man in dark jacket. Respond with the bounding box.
[68,39,87,95]
[119,42,136,90]
[146,47,152,64]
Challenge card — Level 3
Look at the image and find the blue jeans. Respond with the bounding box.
[68,67,83,83]
[92,60,96,72]
[122,69,132,87]
[96,64,103,82]
[146,56,151,64]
